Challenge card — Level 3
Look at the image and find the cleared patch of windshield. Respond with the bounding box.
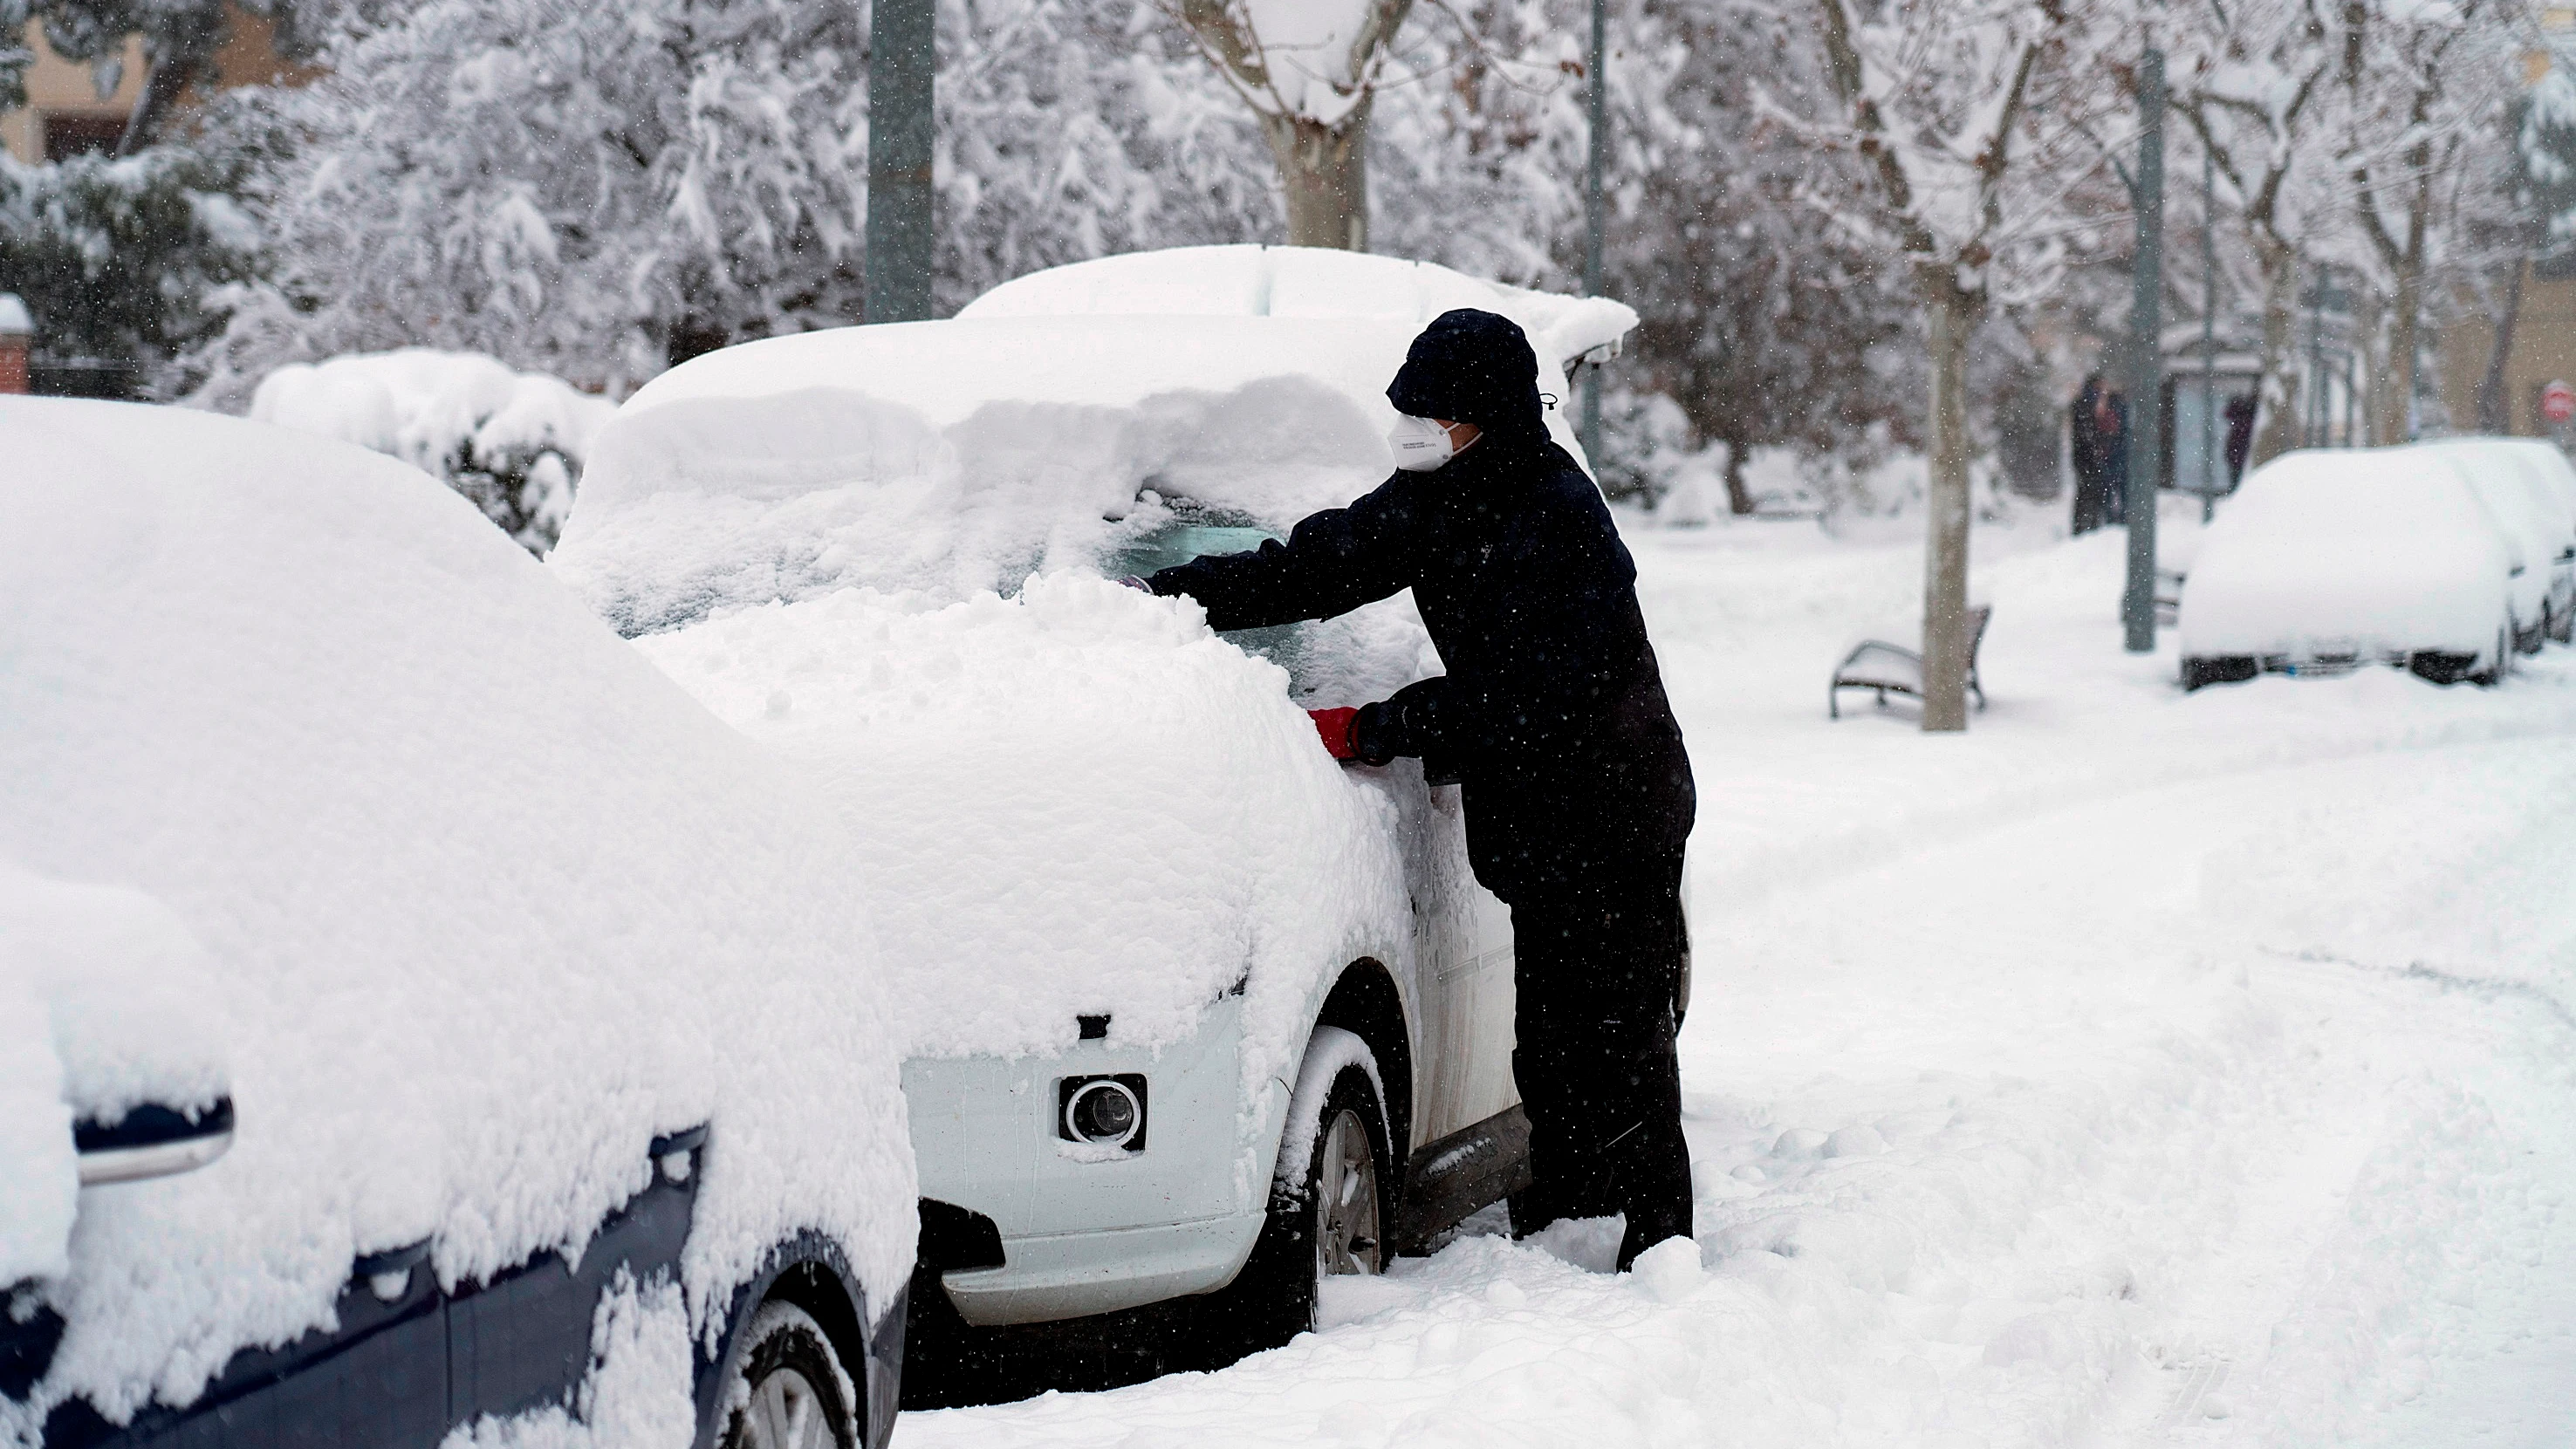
[1104,509,1312,688]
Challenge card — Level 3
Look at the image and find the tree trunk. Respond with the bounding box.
[2477,256,2527,434]
[2374,264,2422,445]
[2251,238,2301,467]
[1722,433,1755,516]
[1921,284,1977,734]
[1259,102,1372,250]
[116,47,207,157]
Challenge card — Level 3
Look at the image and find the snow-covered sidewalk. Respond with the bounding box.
[899,505,2576,1449]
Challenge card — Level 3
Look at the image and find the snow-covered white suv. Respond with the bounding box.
[553,246,1638,1398]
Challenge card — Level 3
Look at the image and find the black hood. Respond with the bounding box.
[1386,309,1549,444]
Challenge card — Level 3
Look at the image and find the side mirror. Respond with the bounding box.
[76,1097,235,1186]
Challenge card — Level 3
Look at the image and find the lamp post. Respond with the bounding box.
[2200,134,2216,523]
[2121,40,2167,654]
[867,0,935,325]
[1580,0,1607,470]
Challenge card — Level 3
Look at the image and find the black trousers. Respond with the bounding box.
[1505,849,1693,1268]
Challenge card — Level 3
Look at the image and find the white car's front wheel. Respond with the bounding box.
[1201,1028,1392,1355]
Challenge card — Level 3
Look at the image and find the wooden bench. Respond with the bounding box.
[1829,605,1991,719]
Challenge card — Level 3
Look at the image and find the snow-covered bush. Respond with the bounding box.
[250,350,613,555]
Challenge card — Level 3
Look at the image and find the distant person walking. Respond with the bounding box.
[2223,393,2257,490]
[2069,374,2127,535]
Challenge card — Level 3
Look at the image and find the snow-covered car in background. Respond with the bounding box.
[2419,435,2576,646]
[1,400,915,1449]
[2179,448,2514,689]
[551,245,1637,1400]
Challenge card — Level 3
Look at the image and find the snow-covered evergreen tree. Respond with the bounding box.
[0,146,259,386]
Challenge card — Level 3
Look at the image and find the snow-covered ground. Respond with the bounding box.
[900,493,2576,1448]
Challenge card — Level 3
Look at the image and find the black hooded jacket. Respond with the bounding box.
[1148,309,1694,901]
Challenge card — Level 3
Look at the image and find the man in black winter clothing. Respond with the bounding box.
[1144,308,1697,1271]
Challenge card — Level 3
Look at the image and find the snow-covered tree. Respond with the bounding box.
[2468,54,2574,432]
[2333,0,2519,442]
[2172,0,2340,465]
[2526,58,2576,268]
[0,146,257,385]
[1165,0,1415,249]
[197,0,877,401]
[934,0,1278,312]
[1790,0,2106,731]
[198,0,1297,397]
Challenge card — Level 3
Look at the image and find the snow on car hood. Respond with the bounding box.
[632,574,1415,1080]
[0,400,913,1429]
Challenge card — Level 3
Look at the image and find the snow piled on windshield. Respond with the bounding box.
[0,400,913,1432]
[552,315,1427,636]
[633,572,1415,1084]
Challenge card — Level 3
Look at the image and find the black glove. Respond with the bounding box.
[1349,700,1403,768]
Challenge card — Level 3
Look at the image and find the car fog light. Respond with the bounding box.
[1059,1075,1148,1151]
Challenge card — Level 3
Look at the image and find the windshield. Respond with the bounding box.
[1103,516,1314,688]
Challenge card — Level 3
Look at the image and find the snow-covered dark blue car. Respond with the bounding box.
[1,399,917,1449]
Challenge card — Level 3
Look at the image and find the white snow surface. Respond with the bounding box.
[0,291,30,335]
[901,490,2576,1448]
[630,574,1413,1081]
[0,400,912,1433]
[250,348,614,473]
[2178,448,2513,659]
[958,245,1640,373]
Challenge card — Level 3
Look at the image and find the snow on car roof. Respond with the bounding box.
[956,243,1639,371]
[2179,448,2512,658]
[0,400,913,1425]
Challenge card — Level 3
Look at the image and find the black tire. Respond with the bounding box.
[2473,626,2511,687]
[1197,1041,1392,1357]
[722,1302,858,1449]
[2181,656,2257,691]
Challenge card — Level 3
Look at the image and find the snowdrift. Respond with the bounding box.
[0,400,913,1431]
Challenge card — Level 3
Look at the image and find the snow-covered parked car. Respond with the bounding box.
[2178,447,2514,689]
[2419,435,2576,646]
[550,245,1638,1398]
[1,400,914,1449]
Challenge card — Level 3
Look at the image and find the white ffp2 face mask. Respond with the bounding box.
[1387,414,1458,472]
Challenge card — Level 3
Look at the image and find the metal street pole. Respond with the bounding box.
[2121,42,2166,654]
[2200,136,2217,523]
[867,0,935,325]
[2318,264,2339,448]
[1580,0,1607,468]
